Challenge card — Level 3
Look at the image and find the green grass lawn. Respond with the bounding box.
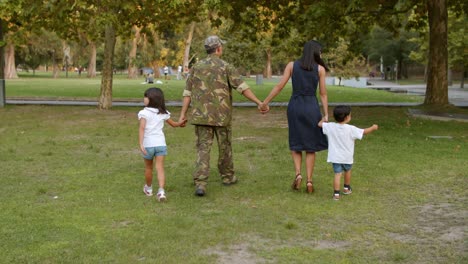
[0,105,466,263]
[5,72,424,103]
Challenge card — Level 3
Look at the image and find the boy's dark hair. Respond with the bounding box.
[333,105,351,122]
[144,87,168,114]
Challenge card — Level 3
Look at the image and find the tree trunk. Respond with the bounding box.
[4,42,18,79]
[183,22,195,73]
[63,41,70,78]
[461,65,465,89]
[52,51,60,79]
[87,41,97,78]
[448,68,452,86]
[265,47,272,79]
[0,19,5,107]
[98,24,116,110]
[425,0,449,106]
[424,65,428,82]
[127,25,140,79]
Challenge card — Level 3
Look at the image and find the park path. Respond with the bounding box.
[367,79,468,107]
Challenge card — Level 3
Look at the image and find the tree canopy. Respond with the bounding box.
[1,0,465,108]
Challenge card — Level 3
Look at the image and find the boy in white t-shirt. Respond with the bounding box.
[318,105,378,200]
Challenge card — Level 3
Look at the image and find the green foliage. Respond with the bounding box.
[1,0,459,107]
[447,11,467,70]
[15,29,63,71]
[410,10,467,71]
[323,38,366,83]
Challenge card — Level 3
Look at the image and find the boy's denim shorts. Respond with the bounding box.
[142,146,167,160]
[332,163,353,173]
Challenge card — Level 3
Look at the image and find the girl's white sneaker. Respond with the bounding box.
[157,190,166,202]
[143,185,153,196]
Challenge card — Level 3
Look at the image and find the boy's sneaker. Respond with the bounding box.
[333,193,340,200]
[157,190,166,202]
[343,187,352,195]
[143,185,153,196]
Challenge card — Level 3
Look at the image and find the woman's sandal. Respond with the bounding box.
[306,181,314,193]
[291,174,302,190]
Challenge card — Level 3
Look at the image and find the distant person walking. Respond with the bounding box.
[318,105,378,200]
[179,35,266,197]
[262,40,329,193]
[163,66,169,80]
[138,87,186,202]
[177,65,183,80]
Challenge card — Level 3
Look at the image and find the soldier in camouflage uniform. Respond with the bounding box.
[179,35,266,196]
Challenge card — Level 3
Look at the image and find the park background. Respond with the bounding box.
[1,1,467,263]
[1,1,467,108]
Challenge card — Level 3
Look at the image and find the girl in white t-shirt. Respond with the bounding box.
[319,105,378,200]
[138,87,186,201]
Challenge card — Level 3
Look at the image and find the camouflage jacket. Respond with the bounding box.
[183,54,250,126]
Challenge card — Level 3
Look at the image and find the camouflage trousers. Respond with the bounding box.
[194,125,234,187]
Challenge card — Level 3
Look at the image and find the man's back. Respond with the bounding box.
[185,55,233,126]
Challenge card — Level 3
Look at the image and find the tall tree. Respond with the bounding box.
[0,18,4,107]
[0,0,24,80]
[352,0,462,105]
[183,22,196,73]
[0,0,34,106]
[4,37,17,79]
[209,0,459,106]
[99,24,116,109]
[425,0,448,105]
[127,25,141,79]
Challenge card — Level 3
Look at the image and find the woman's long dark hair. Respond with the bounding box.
[144,87,168,114]
[299,40,329,72]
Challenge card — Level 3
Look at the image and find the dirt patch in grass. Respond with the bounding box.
[312,240,350,250]
[416,202,466,242]
[387,200,466,261]
[204,234,351,263]
[389,202,466,244]
[204,242,268,264]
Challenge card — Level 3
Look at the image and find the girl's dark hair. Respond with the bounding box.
[299,40,330,72]
[333,105,351,122]
[144,87,168,114]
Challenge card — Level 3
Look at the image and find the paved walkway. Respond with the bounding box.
[367,79,468,107]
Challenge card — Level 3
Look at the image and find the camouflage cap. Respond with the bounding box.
[204,35,226,50]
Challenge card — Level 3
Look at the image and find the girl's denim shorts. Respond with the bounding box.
[142,146,167,160]
[332,163,352,173]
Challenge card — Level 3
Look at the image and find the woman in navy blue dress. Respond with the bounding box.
[262,40,329,193]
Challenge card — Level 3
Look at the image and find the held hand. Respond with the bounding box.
[322,115,328,122]
[373,124,379,130]
[258,102,270,114]
[179,116,187,127]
